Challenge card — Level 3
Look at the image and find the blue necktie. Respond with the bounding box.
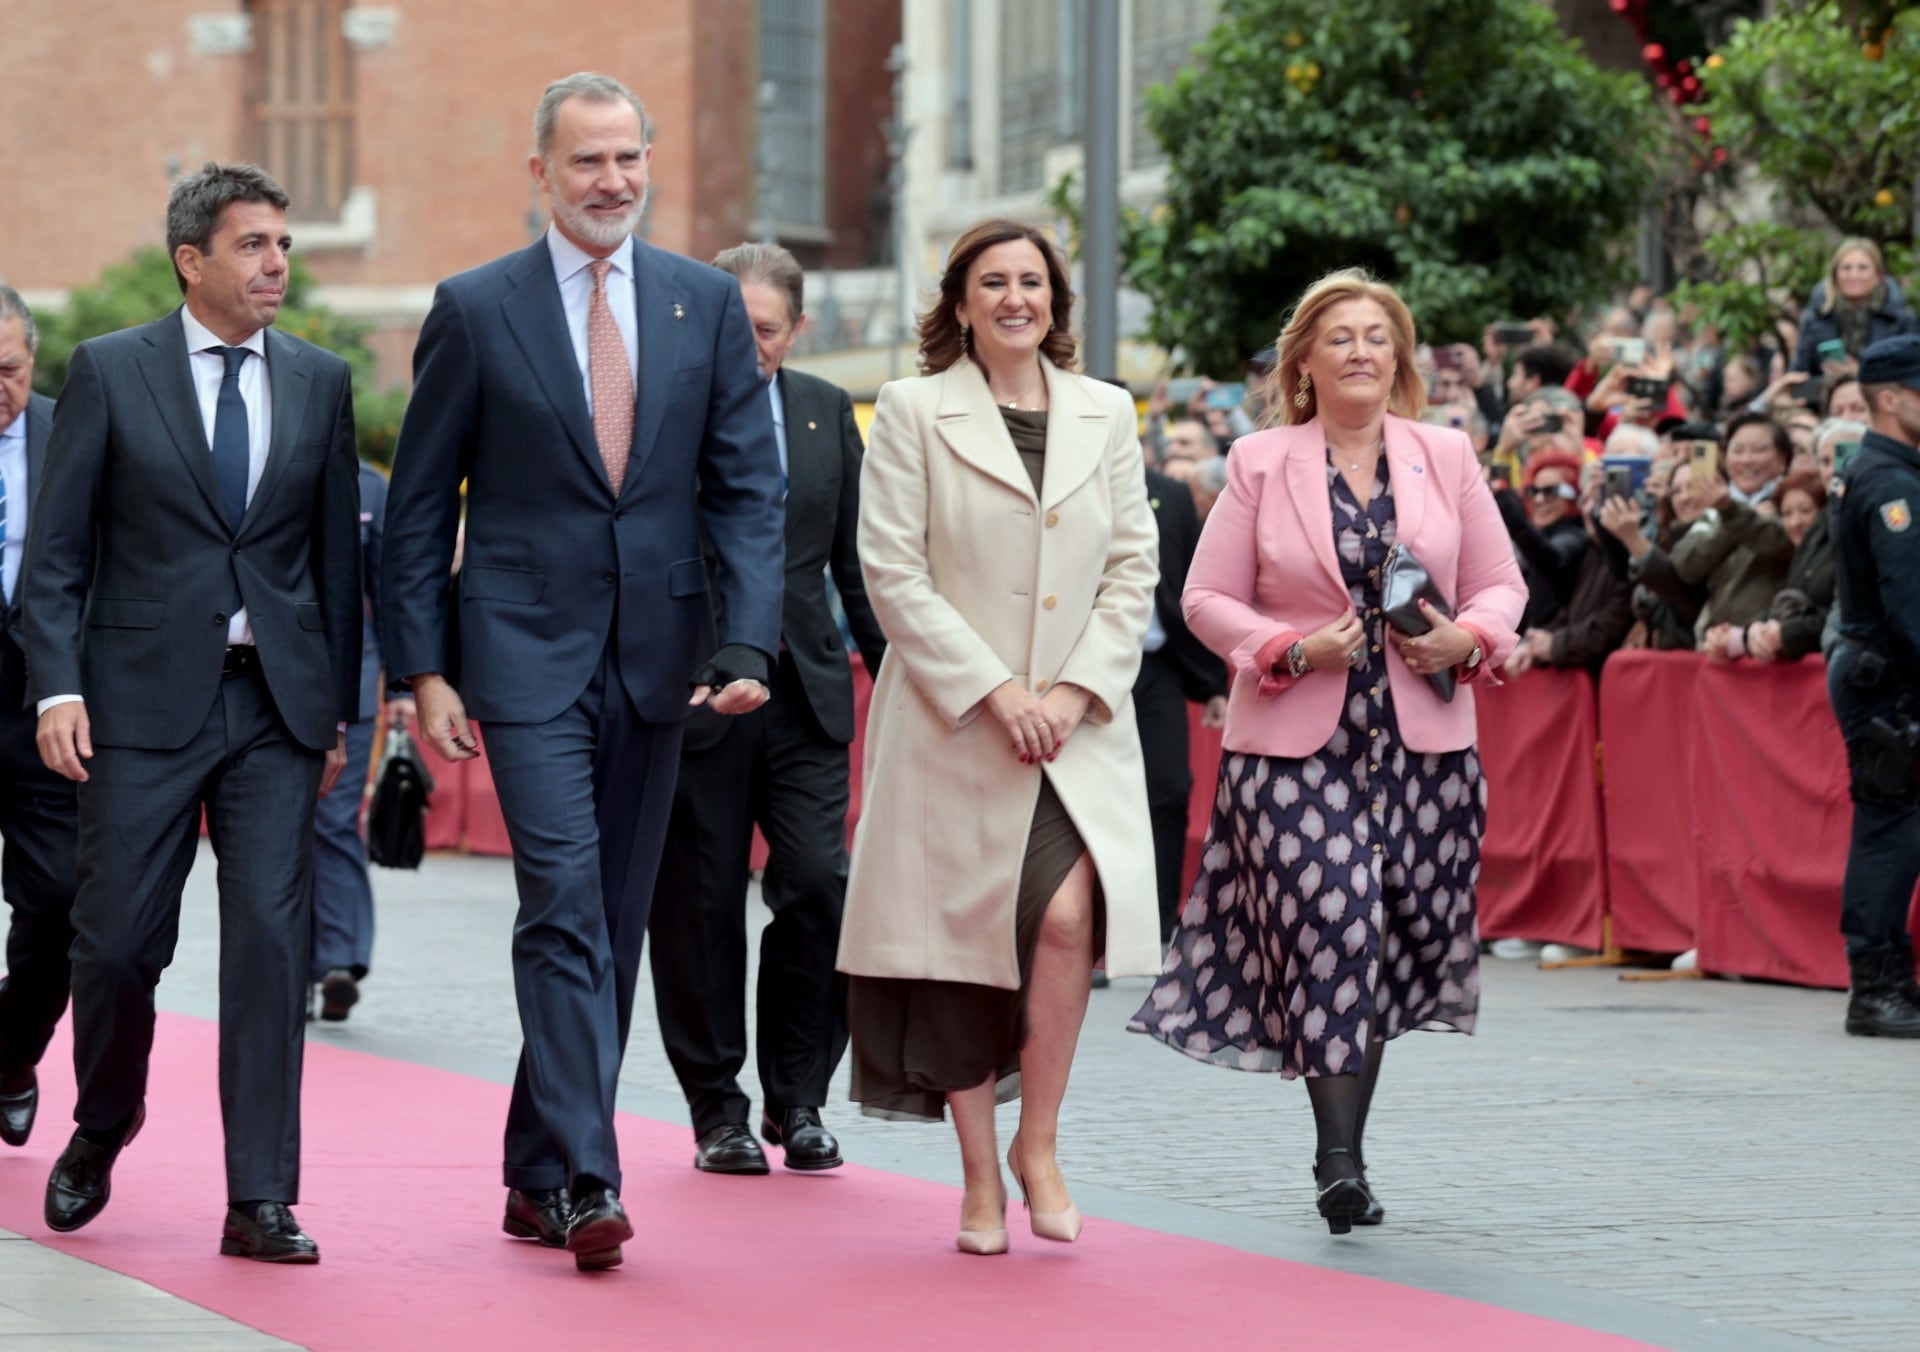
[210,346,251,531]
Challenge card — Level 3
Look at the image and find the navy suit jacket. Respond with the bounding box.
[2,392,55,664]
[354,461,387,721]
[23,312,362,751]
[382,237,785,726]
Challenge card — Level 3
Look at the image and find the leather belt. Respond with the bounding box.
[221,645,260,675]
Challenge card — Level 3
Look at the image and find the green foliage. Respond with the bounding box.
[1700,7,1920,245]
[32,248,408,468]
[1114,0,1660,374]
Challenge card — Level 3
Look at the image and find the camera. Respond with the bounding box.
[1537,412,1564,435]
[1625,375,1669,402]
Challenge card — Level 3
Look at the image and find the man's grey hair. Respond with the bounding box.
[1815,417,1868,454]
[0,284,35,351]
[712,242,805,323]
[534,72,652,160]
[1603,423,1659,458]
[165,161,290,295]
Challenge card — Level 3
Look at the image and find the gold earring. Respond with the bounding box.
[1293,371,1312,410]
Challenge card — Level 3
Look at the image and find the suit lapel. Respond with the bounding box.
[775,369,815,542]
[499,241,608,493]
[243,328,312,534]
[24,395,51,507]
[1038,359,1108,512]
[932,359,1037,504]
[625,241,687,492]
[1283,419,1346,595]
[135,310,230,528]
[1382,415,1428,551]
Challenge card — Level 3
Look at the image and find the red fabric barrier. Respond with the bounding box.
[1598,651,1703,953]
[1472,668,1607,949]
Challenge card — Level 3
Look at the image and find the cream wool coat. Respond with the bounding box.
[838,356,1161,989]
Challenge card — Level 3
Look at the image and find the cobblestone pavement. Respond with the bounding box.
[23,845,1920,1349]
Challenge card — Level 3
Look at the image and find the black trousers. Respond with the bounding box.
[1134,650,1195,943]
[1829,648,1920,957]
[648,652,851,1136]
[0,643,79,1072]
[484,640,682,1194]
[69,659,322,1202]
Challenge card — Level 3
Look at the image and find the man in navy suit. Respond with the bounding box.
[309,461,406,1021]
[0,287,79,1153]
[383,72,784,1273]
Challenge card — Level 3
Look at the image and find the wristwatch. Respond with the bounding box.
[1464,644,1483,670]
[1285,640,1312,679]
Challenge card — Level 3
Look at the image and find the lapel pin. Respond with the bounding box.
[807,420,817,431]
[673,303,685,320]
[1412,464,1424,474]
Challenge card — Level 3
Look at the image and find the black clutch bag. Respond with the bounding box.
[1380,542,1459,703]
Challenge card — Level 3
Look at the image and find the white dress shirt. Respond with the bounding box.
[0,409,26,607]
[546,227,638,413]
[37,307,272,715]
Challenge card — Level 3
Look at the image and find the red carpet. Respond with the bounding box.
[0,1015,1648,1351]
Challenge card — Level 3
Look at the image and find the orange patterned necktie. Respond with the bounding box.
[586,260,634,494]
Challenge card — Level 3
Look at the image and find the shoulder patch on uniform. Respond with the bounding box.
[1882,499,1912,532]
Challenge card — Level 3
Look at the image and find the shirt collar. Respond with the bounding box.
[546,226,635,285]
[767,372,785,427]
[0,410,24,443]
[180,305,268,360]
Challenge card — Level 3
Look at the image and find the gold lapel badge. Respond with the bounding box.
[673,303,685,320]
[807,420,818,431]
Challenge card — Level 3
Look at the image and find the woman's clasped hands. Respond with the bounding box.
[985,679,1092,764]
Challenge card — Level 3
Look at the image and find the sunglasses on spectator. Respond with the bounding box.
[1524,483,1579,501]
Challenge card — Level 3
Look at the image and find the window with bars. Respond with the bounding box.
[1129,0,1217,167]
[248,0,355,219]
[998,0,1081,196]
[758,0,827,230]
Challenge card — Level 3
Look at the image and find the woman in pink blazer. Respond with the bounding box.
[1129,270,1525,1233]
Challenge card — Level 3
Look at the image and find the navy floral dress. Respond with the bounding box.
[1128,458,1485,1077]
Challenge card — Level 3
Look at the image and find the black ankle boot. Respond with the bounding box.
[1845,948,1920,1038]
[1350,1149,1385,1227]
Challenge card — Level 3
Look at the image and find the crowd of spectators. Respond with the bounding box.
[1140,235,1918,963]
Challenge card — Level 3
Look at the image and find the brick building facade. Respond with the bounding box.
[0,0,899,384]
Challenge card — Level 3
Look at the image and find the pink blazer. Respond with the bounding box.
[1183,414,1526,757]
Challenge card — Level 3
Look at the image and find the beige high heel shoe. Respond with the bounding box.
[1007,1137,1083,1244]
[956,1196,1009,1256]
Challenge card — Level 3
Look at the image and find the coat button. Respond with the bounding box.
[213,612,228,625]
[614,509,625,521]
[602,570,616,583]
[1035,678,1050,692]
[1043,594,1058,610]
[1045,511,1060,528]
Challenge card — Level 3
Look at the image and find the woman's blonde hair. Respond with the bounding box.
[1818,237,1888,316]
[1259,269,1426,426]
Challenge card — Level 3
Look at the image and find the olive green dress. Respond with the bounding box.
[847,407,1104,1122]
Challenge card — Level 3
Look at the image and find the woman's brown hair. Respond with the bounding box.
[917,218,1077,375]
[1260,269,1426,427]
[1777,467,1829,513]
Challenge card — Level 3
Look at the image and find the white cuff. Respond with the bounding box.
[36,694,84,716]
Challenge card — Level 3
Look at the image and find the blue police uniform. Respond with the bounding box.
[1827,334,1920,1037]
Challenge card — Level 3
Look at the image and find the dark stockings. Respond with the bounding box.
[1304,1032,1386,1185]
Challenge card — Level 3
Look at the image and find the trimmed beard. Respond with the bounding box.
[552,186,647,250]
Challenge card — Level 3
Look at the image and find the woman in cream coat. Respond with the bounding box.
[839,219,1158,1255]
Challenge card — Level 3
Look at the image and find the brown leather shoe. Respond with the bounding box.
[220,1201,319,1264]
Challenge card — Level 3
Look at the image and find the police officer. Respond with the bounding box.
[1828,333,1920,1038]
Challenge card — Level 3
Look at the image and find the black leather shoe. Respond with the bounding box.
[220,1201,319,1263]
[319,969,359,1022]
[502,1187,572,1247]
[1313,1148,1372,1236]
[45,1105,144,1233]
[694,1122,770,1175]
[761,1108,843,1171]
[0,1067,37,1148]
[565,1185,633,1271]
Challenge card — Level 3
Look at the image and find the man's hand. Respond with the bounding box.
[412,673,479,761]
[36,702,93,782]
[319,731,348,796]
[1201,694,1229,729]
[691,680,769,715]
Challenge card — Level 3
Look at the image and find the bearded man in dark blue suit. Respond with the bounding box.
[382,73,785,1273]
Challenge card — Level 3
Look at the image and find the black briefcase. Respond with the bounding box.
[367,721,435,869]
